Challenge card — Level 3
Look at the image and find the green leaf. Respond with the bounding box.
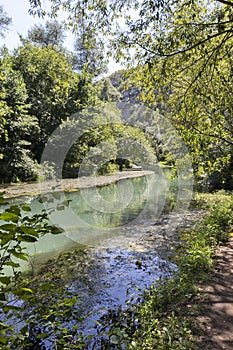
[50,225,64,234]
[20,287,33,293]
[40,282,55,291]
[1,233,13,245]
[0,224,16,231]
[14,287,33,296]
[21,204,31,212]
[20,227,39,238]
[36,332,50,339]
[0,276,11,285]
[6,205,21,216]
[2,305,22,313]
[20,325,29,335]
[18,235,38,242]
[52,192,61,200]
[38,196,48,203]
[11,251,28,261]
[0,336,8,345]
[0,212,19,223]
[56,205,65,211]
[4,261,20,268]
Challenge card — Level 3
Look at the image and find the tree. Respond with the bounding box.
[0,52,40,182]
[0,39,100,183]
[28,0,233,187]
[26,20,66,48]
[99,78,122,102]
[73,26,107,76]
[12,42,87,162]
[42,102,157,178]
[0,5,11,37]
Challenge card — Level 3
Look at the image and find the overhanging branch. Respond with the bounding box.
[217,0,233,7]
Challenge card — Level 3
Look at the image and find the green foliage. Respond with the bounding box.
[0,36,101,183]
[46,103,157,178]
[99,78,122,102]
[97,191,233,349]
[12,43,76,157]
[179,192,233,273]
[26,20,66,48]
[0,5,11,38]
[0,52,40,182]
[29,0,233,188]
[73,25,107,76]
[0,194,87,348]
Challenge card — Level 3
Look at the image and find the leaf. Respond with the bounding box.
[0,276,11,285]
[21,204,31,212]
[11,251,28,261]
[56,205,65,211]
[61,199,70,207]
[38,196,48,203]
[14,287,33,296]
[20,325,29,335]
[20,227,39,238]
[18,235,38,243]
[20,287,33,293]
[40,282,55,291]
[36,332,50,339]
[6,205,21,216]
[50,225,64,234]
[4,261,20,268]
[1,234,13,246]
[2,305,22,313]
[52,192,61,200]
[0,336,8,345]
[0,223,16,231]
[0,212,19,223]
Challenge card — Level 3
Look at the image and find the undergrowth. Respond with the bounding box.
[104,191,233,349]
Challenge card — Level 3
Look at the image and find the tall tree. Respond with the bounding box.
[12,43,80,162]
[26,20,66,48]
[0,5,11,37]
[0,53,39,182]
[73,26,107,76]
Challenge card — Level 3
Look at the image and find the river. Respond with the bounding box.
[1,171,199,348]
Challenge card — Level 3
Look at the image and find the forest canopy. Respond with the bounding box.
[28,0,233,188]
[1,1,233,188]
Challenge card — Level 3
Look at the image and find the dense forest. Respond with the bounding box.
[0,12,157,183]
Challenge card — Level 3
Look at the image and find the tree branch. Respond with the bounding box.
[217,0,233,7]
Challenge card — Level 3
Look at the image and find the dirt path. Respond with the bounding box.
[0,171,154,199]
[198,237,233,350]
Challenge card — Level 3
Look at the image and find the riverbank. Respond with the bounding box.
[0,170,154,199]
[112,191,233,349]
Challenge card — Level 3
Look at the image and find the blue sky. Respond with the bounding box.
[0,0,122,73]
[0,0,52,50]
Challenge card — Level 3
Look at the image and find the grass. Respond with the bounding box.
[103,190,233,349]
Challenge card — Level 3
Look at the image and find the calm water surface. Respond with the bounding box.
[24,172,169,260]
